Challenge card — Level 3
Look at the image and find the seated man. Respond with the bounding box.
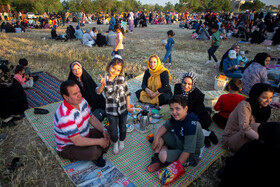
[147,95,205,172]
[82,29,95,47]
[54,80,110,167]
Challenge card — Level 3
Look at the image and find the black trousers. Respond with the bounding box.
[208,45,219,62]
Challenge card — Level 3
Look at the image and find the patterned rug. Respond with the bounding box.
[24,72,63,108]
[25,73,228,186]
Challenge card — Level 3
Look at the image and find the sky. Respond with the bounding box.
[139,0,280,6]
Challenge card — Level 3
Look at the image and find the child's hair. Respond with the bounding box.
[15,65,24,74]
[19,58,28,66]
[167,30,175,37]
[92,27,96,32]
[106,56,125,75]
[212,24,219,30]
[228,78,243,91]
[169,95,188,108]
[114,23,125,36]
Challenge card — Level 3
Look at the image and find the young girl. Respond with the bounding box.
[112,24,125,58]
[96,55,133,154]
[14,65,34,89]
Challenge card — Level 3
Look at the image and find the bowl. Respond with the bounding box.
[152,113,162,119]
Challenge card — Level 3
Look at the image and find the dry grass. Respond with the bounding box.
[0,23,279,186]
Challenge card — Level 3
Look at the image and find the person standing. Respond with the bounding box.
[206,24,221,66]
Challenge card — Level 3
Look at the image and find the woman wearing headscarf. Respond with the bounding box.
[219,122,280,187]
[136,55,172,106]
[68,61,106,121]
[241,52,270,96]
[174,72,218,147]
[222,83,274,152]
[0,63,28,127]
[128,12,134,33]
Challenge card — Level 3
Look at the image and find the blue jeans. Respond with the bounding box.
[226,70,242,78]
[111,49,123,58]
[162,49,172,63]
[107,111,127,143]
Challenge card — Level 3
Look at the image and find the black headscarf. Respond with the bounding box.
[68,61,105,110]
[242,52,270,73]
[246,83,273,123]
[258,122,280,149]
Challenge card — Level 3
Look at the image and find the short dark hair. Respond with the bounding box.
[169,95,188,108]
[15,65,24,74]
[60,80,77,98]
[228,78,243,91]
[92,27,96,31]
[19,58,28,66]
[106,57,124,75]
[212,24,219,30]
[167,30,175,36]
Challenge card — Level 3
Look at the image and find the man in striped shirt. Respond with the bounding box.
[54,80,110,167]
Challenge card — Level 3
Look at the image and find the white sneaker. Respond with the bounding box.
[119,141,125,151]
[113,143,119,155]
[214,61,220,66]
[205,60,212,64]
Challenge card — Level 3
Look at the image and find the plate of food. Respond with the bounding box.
[126,124,134,133]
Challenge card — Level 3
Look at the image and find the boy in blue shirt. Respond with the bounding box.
[147,95,204,172]
[162,30,175,66]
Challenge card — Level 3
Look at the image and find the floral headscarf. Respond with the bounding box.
[181,72,197,100]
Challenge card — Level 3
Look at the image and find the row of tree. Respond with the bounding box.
[0,0,266,15]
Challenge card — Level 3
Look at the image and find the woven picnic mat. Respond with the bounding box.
[25,73,227,186]
[24,72,63,108]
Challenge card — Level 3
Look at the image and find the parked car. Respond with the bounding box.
[26,12,36,19]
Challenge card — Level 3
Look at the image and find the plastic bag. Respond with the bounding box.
[157,160,186,186]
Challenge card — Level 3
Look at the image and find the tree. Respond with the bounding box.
[174,3,187,13]
[62,0,69,12]
[154,3,163,12]
[0,0,11,4]
[164,2,175,12]
[240,0,265,11]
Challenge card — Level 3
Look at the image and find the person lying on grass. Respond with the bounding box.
[147,95,205,172]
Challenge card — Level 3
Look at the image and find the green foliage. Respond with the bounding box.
[0,0,11,4]
[163,2,175,12]
[240,0,265,11]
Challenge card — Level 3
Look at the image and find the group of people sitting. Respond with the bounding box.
[50,25,117,48]
[1,51,279,185]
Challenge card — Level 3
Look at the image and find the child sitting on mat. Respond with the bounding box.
[14,65,34,89]
[212,79,245,129]
[96,55,133,155]
[19,58,39,82]
[147,95,205,172]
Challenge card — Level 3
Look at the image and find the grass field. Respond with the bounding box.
[0,23,279,186]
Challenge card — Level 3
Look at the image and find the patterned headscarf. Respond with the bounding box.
[181,72,197,100]
[0,64,13,87]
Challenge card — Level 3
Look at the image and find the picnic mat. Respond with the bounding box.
[25,73,227,187]
[24,72,63,108]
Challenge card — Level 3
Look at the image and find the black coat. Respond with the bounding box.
[68,69,105,111]
[0,79,28,119]
[174,83,212,130]
[96,33,107,47]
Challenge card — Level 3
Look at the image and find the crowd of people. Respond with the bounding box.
[1,8,280,186]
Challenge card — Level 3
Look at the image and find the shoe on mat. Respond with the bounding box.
[113,142,119,155]
[119,141,125,151]
[209,131,218,145]
[93,155,106,167]
[34,108,49,115]
[147,153,162,172]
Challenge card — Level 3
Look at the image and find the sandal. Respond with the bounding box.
[0,133,8,145]
[34,108,49,115]
[7,157,23,171]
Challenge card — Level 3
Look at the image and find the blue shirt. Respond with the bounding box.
[74,29,83,39]
[223,57,239,76]
[166,37,174,51]
[109,17,116,31]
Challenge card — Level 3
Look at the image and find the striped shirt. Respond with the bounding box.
[102,75,131,116]
[54,98,92,152]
